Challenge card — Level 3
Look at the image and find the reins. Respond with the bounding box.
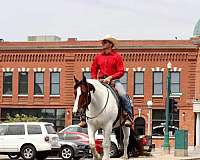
[86,86,109,120]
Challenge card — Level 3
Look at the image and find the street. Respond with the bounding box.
[1,147,200,160]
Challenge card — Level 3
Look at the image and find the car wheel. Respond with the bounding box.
[60,145,74,160]
[8,154,20,159]
[110,142,118,158]
[20,145,36,160]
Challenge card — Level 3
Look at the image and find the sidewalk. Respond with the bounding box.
[122,146,200,160]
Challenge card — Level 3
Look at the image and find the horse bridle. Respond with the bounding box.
[86,86,109,120]
[75,79,110,119]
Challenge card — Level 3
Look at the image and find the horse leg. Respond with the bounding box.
[102,123,113,160]
[121,127,130,160]
[88,126,101,160]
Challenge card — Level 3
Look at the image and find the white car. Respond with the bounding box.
[0,122,60,160]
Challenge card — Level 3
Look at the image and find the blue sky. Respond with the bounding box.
[0,0,199,41]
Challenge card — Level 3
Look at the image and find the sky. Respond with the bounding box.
[0,0,200,41]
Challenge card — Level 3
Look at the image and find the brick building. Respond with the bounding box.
[1,19,200,148]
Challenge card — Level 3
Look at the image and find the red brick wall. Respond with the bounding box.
[0,39,199,146]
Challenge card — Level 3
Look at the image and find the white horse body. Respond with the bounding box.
[73,79,130,160]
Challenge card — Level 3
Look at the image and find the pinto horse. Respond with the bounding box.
[73,76,130,160]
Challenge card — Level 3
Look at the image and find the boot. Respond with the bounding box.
[78,116,87,128]
[125,119,132,127]
[78,120,87,128]
[123,111,132,127]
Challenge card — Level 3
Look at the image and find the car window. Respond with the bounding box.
[0,125,8,135]
[65,126,79,132]
[64,126,88,134]
[6,125,25,135]
[45,124,56,134]
[27,125,42,134]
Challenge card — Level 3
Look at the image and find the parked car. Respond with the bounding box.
[0,122,60,160]
[138,135,153,152]
[58,139,91,160]
[59,125,119,157]
[58,131,103,154]
[152,125,178,136]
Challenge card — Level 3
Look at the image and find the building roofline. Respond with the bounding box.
[0,45,198,51]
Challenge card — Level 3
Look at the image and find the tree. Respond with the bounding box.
[4,114,40,122]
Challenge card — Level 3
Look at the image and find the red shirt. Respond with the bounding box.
[91,51,124,80]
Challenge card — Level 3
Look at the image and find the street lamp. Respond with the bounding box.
[162,61,172,153]
[147,100,153,136]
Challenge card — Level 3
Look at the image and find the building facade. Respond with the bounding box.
[1,20,200,147]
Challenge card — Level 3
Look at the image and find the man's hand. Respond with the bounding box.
[103,76,112,84]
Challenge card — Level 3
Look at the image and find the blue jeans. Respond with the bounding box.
[115,80,133,117]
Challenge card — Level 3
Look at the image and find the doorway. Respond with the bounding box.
[134,117,145,135]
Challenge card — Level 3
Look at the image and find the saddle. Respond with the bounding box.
[101,81,131,127]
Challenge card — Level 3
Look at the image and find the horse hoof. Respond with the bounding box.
[121,156,128,160]
[93,154,101,160]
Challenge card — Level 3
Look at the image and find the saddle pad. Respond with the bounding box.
[101,83,120,105]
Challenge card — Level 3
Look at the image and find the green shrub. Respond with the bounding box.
[4,114,40,122]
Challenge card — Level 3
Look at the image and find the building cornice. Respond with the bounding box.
[0,45,198,51]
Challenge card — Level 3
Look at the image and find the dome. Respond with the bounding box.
[193,19,200,37]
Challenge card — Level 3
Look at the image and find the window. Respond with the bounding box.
[0,125,7,135]
[18,72,28,95]
[120,71,128,92]
[3,72,12,95]
[50,72,60,95]
[27,125,42,134]
[6,125,25,135]
[134,71,144,95]
[34,72,44,95]
[171,71,180,93]
[45,124,56,134]
[153,71,163,95]
[83,71,91,79]
[152,109,179,136]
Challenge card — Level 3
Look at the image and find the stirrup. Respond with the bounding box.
[124,119,132,127]
[79,121,87,128]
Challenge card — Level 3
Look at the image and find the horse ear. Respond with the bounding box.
[88,83,95,93]
[83,75,87,82]
[74,75,79,83]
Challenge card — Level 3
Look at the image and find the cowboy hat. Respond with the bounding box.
[102,35,117,47]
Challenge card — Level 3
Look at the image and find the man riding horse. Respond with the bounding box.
[79,35,133,128]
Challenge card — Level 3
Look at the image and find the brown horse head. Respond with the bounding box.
[74,76,95,112]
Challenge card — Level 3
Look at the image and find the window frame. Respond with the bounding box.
[153,71,163,95]
[18,72,28,95]
[50,72,60,95]
[134,71,144,95]
[171,71,180,93]
[152,109,179,137]
[3,72,13,95]
[34,72,44,95]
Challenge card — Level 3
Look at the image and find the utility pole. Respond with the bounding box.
[162,62,172,153]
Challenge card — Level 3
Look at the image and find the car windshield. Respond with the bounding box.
[45,124,56,134]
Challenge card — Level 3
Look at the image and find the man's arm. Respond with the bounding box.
[91,56,99,79]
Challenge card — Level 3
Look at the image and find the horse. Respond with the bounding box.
[73,76,131,160]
